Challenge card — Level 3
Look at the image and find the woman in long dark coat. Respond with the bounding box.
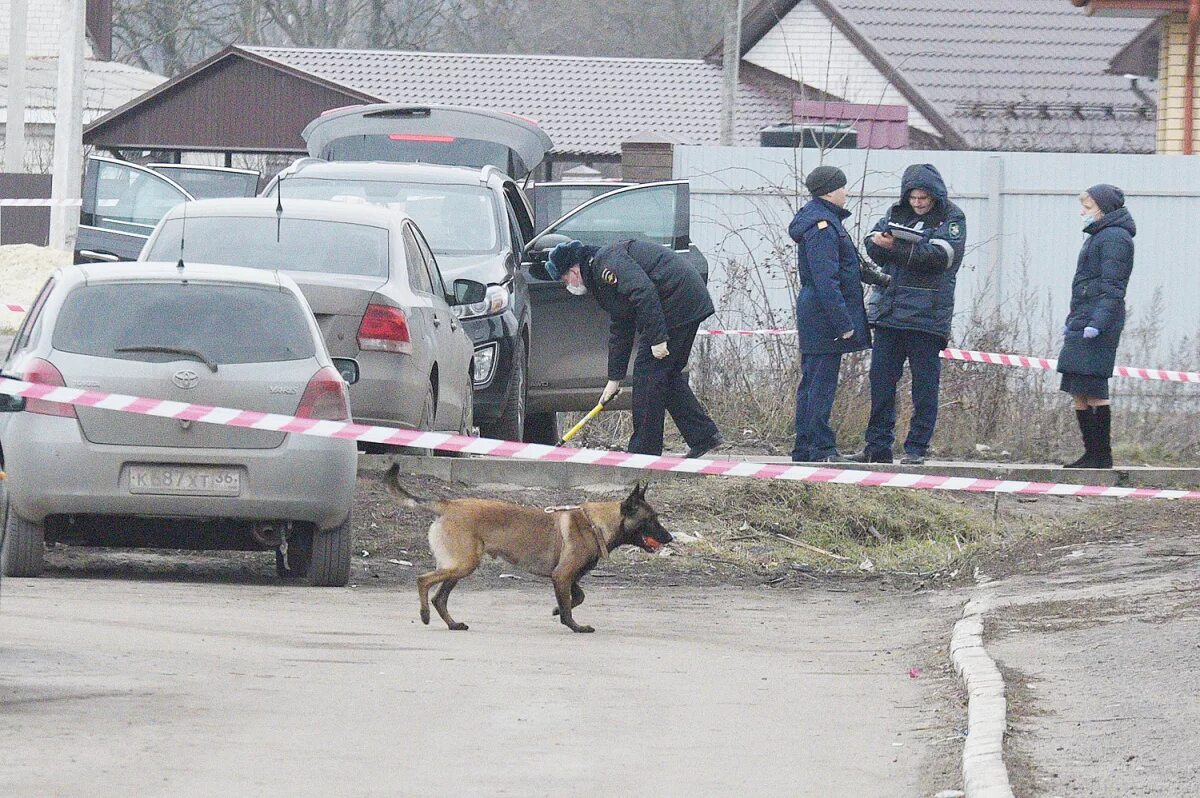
[1057,184,1134,469]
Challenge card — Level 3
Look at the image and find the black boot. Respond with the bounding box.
[1064,408,1097,468]
[1092,405,1113,469]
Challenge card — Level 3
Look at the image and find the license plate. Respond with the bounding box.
[128,465,242,497]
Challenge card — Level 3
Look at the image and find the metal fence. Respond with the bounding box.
[675,146,1200,369]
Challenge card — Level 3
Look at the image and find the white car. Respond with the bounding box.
[0,262,359,585]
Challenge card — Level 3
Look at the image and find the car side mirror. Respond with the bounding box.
[449,279,487,306]
[0,392,26,412]
[331,358,360,386]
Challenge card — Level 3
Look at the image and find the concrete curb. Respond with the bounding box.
[950,593,1015,798]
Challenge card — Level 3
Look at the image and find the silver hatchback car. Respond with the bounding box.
[140,198,477,438]
[0,262,358,585]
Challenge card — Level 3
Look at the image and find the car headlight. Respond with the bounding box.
[473,343,498,386]
[452,283,511,320]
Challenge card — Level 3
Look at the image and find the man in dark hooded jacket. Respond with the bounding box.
[545,238,722,458]
[849,164,966,465]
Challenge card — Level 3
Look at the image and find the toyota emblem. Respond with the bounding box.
[172,369,199,390]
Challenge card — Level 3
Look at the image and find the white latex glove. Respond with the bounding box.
[600,380,621,404]
[840,330,854,340]
[651,341,670,359]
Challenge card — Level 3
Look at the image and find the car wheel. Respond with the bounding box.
[275,526,314,580]
[1,497,45,578]
[437,385,475,458]
[308,514,352,587]
[403,383,437,457]
[480,342,525,442]
[524,412,560,445]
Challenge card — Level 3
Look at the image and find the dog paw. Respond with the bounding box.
[572,625,595,634]
[420,608,430,625]
[449,622,469,631]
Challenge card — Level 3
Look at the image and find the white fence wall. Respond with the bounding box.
[675,146,1200,367]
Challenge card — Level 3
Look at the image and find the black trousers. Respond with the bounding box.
[628,321,719,456]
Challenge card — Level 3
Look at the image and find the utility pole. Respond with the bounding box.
[49,0,86,252]
[5,0,29,172]
[719,0,744,146]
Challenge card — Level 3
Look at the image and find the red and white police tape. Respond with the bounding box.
[0,376,1196,501]
[698,329,1200,384]
[1,304,1196,382]
[0,198,83,207]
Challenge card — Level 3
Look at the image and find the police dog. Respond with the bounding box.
[386,466,671,633]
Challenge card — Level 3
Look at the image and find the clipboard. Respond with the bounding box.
[886,221,926,243]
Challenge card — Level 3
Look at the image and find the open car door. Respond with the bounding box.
[77,157,193,263]
[76,158,262,264]
[301,104,553,180]
[521,180,707,413]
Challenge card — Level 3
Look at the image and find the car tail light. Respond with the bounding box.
[24,358,77,418]
[358,304,413,354]
[297,366,351,422]
[388,134,455,143]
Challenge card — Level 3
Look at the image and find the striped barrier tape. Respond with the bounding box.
[4,303,26,313]
[0,375,1196,501]
[0,198,83,207]
[700,330,1200,384]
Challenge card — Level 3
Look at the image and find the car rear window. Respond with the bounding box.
[146,216,389,277]
[277,178,500,256]
[53,282,316,365]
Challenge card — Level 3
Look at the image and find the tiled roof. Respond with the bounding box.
[0,56,165,125]
[243,47,800,156]
[738,0,1157,153]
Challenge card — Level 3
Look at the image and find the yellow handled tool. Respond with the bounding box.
[556,388,621,446]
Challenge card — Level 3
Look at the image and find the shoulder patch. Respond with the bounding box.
[947,221,963,240]
[601,268,617,285]
[817,220,829,230]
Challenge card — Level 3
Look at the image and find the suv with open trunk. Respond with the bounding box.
[267,104,706,443]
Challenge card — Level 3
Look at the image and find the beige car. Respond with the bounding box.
[0,262,359,585]
[141,198,478,440]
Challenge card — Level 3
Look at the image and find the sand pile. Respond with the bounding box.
[0,245,71,330]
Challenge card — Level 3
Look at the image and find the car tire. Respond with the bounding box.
[480,342,525,443]
[1,497,45,578]
[399,383,437,457]
[276,526,314,580]
[524,412,560,445]
[308,514,352,587]
[437,384,475,458]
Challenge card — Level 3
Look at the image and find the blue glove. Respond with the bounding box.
[1083,326,1100,339]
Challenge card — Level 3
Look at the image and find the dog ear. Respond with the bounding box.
[622,482,642,511]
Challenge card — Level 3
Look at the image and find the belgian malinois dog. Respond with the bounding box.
[386,466,671,633]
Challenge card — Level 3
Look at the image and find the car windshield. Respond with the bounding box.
[275,178,500,255]
[146,216,390,277]
[53,282,316,365]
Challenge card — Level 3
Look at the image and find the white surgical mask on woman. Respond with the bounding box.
[566,282,588,296]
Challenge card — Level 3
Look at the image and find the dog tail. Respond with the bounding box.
[385,464,437,509]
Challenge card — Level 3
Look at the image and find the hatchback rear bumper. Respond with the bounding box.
[3,415,357,531]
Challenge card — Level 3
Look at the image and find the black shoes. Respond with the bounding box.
[847,449,893,464]
[900,455,926,465]
[685,432,724,460]
[1065,406,1113,469]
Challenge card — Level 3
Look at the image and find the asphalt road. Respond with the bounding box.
[1,564,960,797]
[985,522,1200,797]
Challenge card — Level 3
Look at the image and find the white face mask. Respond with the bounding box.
[1082,213,1097,227]
[565,282,588,296]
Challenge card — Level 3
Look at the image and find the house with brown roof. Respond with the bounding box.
[728,0,1158,153]
[1069,0,1200,154]
[82,45,819,178]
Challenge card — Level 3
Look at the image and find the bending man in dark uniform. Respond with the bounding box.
[546,238,723,458]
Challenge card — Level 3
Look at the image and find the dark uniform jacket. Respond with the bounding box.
[580,239,716,381]
[788,197,871,355]
[864,164,966,345]
[1057,207,1135,378]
